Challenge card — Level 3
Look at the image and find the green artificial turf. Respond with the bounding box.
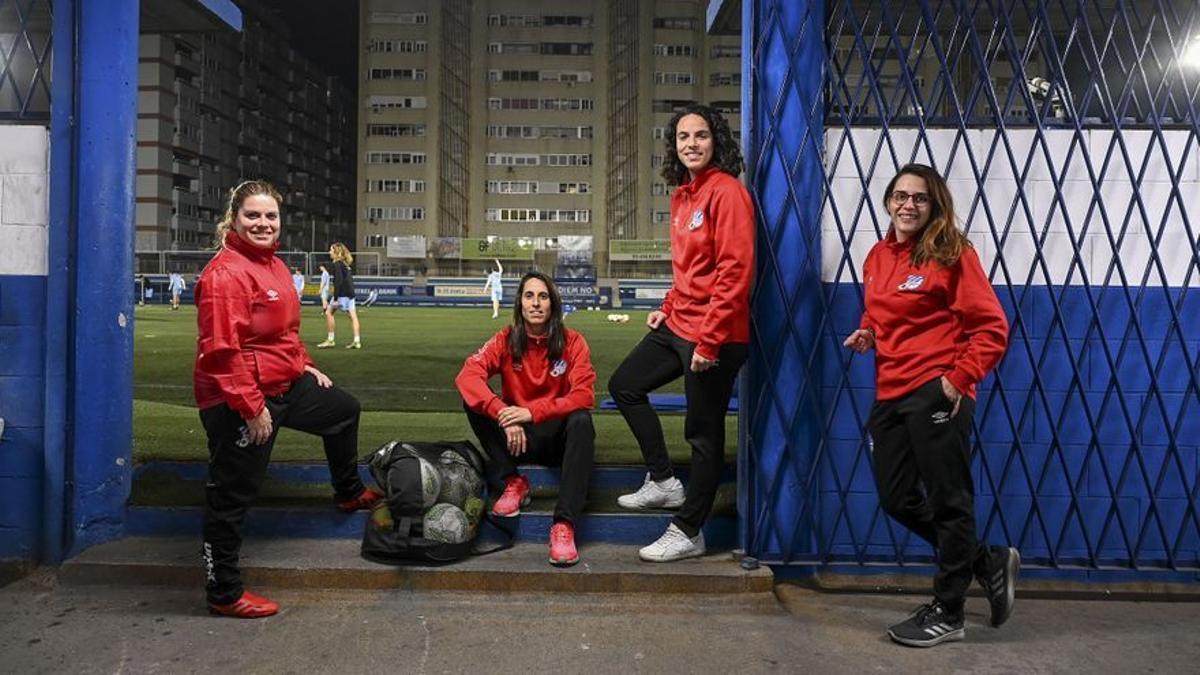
[133,305,736,465]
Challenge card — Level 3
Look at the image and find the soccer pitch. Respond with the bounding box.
[133,305,735,465]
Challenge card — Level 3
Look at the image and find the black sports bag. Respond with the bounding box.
[360,439,514,565]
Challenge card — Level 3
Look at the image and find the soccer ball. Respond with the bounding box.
[437,451,483,507]
[617,314,630,323]
[418,456,442,509]
[462,495,484,528]
[423,503,470,544]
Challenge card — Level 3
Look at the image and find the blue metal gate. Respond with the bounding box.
[743,0,1200,572]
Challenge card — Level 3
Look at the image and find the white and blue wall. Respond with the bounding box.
[740,0,1200,574]
[0,126,50,561]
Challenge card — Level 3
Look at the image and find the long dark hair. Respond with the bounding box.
[660,103,744,186]
[882,163,969,267]
[507,271,566,364]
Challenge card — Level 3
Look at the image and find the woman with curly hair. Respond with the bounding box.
[608,104,754,562]
[319,242,362,349]
[844,163,1017,647]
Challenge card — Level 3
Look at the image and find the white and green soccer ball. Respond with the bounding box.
[423,503,470,544]
[437,451,484,508]
[418,456,442,509]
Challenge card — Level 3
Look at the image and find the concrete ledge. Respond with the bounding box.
[798,569,1200,601]
[61,537,774,596]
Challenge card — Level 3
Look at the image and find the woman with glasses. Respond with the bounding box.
[844,163,1017,647]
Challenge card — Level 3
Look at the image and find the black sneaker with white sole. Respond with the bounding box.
[887,601,965,648]
[979,546,1020,627]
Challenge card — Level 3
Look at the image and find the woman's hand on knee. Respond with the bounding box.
[246,407,273,445]
[646,310,667,329]
[505,425,527,456]
[304,365,333,388]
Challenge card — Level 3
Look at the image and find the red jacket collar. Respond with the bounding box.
[883,227,916,252]
[224,230,280,262]
[675,165,721,195]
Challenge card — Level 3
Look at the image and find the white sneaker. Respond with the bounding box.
[617,473,685,510]
[639,523,705,562]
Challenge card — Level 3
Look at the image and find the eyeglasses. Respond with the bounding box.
[889,190,930,206]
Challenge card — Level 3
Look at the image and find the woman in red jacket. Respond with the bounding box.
[608,104,754,562]
[843,164,1018,647]
[456,272,596,567]
[194,181,381,618]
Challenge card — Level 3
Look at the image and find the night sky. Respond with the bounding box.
[257,0,359,86]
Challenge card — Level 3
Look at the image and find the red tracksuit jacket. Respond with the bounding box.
[859,230,1009,401]
[660,166,755,361]
[193,232,313,419]
[456,327,596,423]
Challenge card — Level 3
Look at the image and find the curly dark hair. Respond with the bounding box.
[508,271,566,364]
[660,103,744,186]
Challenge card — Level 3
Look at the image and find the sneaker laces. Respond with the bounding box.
[501,477,526,499]
[551,523,572,544]
[658,525,691,548]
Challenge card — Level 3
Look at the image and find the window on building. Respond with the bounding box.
[366,151,427,164]
[365,234,385,247]
[653,17,697,30]
[487,14,540,27]
[488,42,538,54]
[367,206,424,221]
[654,71,694,85]
[488,70,540,82]
[543,15,592,28]
[486,153,540,166]
[544,153,592,167]
[368,39,428,53]
[487,181,537,194]
[366,179,426,193]
[368,68,427,81]
[540,42,593,55]
[652,183,670,196]
[541,97,594,111]
[366,124,427,137]
[369,12,427,24]
[368,96,428,112]
[709,73,741,87]
[488,97,539,110]
[710,44,741,59]
[653,44,694,57]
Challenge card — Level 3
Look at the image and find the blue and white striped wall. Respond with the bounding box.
[741,0,1200,573]
[0,125,50,560]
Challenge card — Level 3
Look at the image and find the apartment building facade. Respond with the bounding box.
[358,0,742,275]
[136,1,356,261]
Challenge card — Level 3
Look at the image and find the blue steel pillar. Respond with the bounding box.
[742,0,827,560]
[67,0,139,555]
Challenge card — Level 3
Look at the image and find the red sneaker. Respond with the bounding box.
[337,487,384,513]
[208,590,279,618]
[491,474,530,517]
[548,521,579,567]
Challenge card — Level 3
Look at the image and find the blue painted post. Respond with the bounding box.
[43,0,77,564]
[68,0,139,554]
[743,0,826,561]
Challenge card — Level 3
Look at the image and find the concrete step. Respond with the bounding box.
[128,460,740,546]
[132,461,736,491]
[124,504,739,548]
[61,537,773,596]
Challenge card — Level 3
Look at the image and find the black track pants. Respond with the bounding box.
[607,323,747,538]
[868,377,998,612]
[201,373,364,604]
[465,404,595,526]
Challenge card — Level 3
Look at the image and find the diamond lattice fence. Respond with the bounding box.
[744,0,1200,571]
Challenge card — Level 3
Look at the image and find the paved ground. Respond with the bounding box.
[1,571,1197,674]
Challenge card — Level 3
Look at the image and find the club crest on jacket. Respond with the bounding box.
[550,359,567,377]
[897,274,925,291]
